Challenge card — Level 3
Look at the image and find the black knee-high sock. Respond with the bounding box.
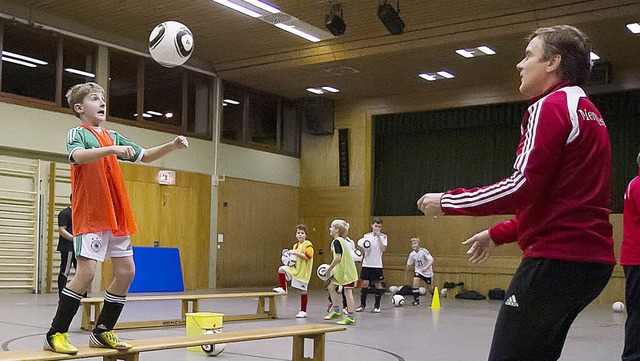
[412,288,420,302]
[93,291,126,334]
[48,287,83,337]
[374,288,382,308]
[360,287,369,307]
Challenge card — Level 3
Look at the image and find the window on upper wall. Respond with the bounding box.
[62,38,98,107]
[221,81,300,157]
[0,20,212,140]
[108,51,139,121]
[107,50,213,139]
[1,22,57,102]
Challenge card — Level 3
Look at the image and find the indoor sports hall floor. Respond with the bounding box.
[0,289,626,360]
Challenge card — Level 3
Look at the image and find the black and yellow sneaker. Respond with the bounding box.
[43,332,78,355]
[89,330,132,350]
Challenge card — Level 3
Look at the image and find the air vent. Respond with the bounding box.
[324,66,360,76]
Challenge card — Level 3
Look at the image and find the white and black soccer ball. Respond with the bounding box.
[392,294,405,307]
[201,329,226,356]
[281,251,297,267]
[351,249,363,262]
[317,263,331,281]
[357,237,371,249]
[149,21,194,68]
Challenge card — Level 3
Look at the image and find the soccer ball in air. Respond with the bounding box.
[148,21,194,68]
[392,294,405,306]
[201,329,226,356]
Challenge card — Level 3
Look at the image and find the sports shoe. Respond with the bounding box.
[44,332,78,355]
[412,300,420,306]
[337,316,356,325]
[90,330,132,350]
[296,311,307,318]
[373,308,381,313]
[326,302,333,313]
[272,287,287,294]
[355,306,365,312]
[324,311,342,320]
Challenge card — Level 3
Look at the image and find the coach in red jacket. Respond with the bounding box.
[622,155,640,361]
[418,25,615,361]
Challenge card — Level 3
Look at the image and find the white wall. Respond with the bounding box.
[218,143,300,187]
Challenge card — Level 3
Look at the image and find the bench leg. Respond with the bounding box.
[269,296,277,319]
[181,300,199,319]
[82,303,101,331]
[103,352,139,361]
[292,334,325,361]
[256,296,278,319]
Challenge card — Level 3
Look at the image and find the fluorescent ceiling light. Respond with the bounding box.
[212,0,261,18]
[142,113,152,118]
[244,0,279,13]
[65,68,95,78]
[477,46,496,55]
[2,51,48,65]
[455,49,474,58]
[437,71,455,79]
[2,57,37,68]
[146,110,164,116]
[223,98,240,105]
[321,86,339,93]
[590,52,600,61]
[418,73,436,81]
[627,23,640,34]
[306,88,324,94]
[275,23,321,42]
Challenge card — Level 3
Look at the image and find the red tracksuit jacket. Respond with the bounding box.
[440,82,615,265]
[622,173,640,266]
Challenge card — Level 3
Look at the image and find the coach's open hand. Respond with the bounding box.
[417,192,444,217]
[462,229,496,264]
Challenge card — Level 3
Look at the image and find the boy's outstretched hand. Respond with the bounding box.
[174,135,189,149]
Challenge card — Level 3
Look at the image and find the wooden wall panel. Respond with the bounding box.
[216,177,298,288]
[101,163,211,291]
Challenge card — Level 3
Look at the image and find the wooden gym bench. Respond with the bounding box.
[80,291,284,331]
[0,323,346,361]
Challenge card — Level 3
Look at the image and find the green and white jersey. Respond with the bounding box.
[66,126,145,164]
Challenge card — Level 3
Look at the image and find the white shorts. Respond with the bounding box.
[75,230,133,262]
[281,266,308,291]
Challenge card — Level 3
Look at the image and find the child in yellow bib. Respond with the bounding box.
[324,219,358,325]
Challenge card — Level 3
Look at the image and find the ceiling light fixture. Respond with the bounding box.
[627,23,640,34]
[211,0,261,18]
[2,50,48,65]
[65,68,95,78]
[321,86,340,93]
[477,46,496,55]
[377,0,404,35]
[146,110,164,116]
[306,88,324,94]
[325,3,346,36]
[2,57,37,68]
[275,23,321,42]
[455,46,496,58]
[590,52,600,61]
[223,98,240,105]
[437,71,455,79]
[243,0,280,13]
[455,49,474,58]
[418,71,455,82]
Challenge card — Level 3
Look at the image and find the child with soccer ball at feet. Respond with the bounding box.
[273,224,314,318]
[44,82,189,355]
[404,237,434,306]
[324,219,359,325]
